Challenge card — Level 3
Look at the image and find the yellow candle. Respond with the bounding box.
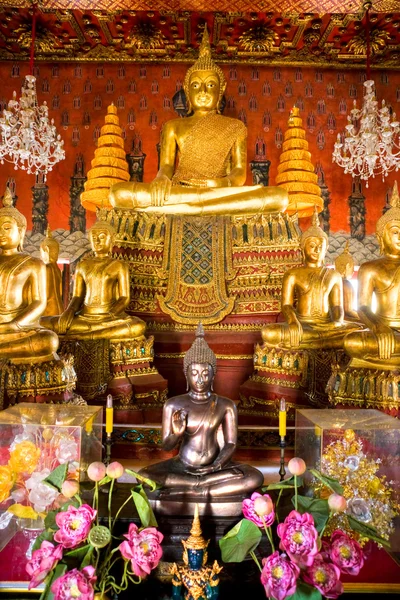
[106,394,113,434]
[85,415,94,434]
[279,397,287,437]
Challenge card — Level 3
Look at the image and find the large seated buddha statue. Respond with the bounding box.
[0,187,59,364]
[139,324,264,499]
[344,182,400,369]
[41,216,145,341]
[109,27,288,217]
[261,207,359,350]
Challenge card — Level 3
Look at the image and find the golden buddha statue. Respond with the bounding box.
[40,227,63,317]
[109,27,288,217]
[344,182,400,369]
[0,187,59,363]
[334,241,359,322]
[139,324,264,498]
[41,217,146,341]
[261,207,358,349]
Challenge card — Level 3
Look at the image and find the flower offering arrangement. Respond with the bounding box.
[0,404,102,528]
[219,455,392,600]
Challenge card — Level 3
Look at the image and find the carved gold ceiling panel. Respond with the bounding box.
[0,8,399,68]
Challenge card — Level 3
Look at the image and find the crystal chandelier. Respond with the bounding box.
[0,5,65,179]
[332,2,400,187]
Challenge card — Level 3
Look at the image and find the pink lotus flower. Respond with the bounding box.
[277,510,318,568]
[303,556,344,599]
[326,530,364,576]
[51,566,96,600]
[119,523,163,578]
[261,551,300,600]
[54,504,96,548]
[26,541,63,589]
[242,492,275,528]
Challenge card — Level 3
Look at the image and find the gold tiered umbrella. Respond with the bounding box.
[276,106,323,218]
[80,104,130,211]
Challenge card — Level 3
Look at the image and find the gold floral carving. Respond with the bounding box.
[239,24,278,53]
[347,29,391,55]
[109,336,154,365]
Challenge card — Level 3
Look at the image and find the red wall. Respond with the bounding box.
[0,60,399,233]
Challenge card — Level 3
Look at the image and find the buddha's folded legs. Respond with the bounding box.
[262,322,359,350]
[344,329,400,367]
[110,182,288,216]
[41,315,146,341]
[0,328,59,364]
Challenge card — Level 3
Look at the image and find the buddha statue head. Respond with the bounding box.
[40,227,60,265]
[335,241,355,279]
[0,185,27,252]
[183,26,226,115]
[183,323,217,392]
[376,181,400,257]
[89,212,116,256]
[300,206,328,265]
[181,504,209,569]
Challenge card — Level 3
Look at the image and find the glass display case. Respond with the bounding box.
[0,402,103,577]
[295,409,400,553]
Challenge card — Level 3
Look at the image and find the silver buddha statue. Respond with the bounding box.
[139,324,263,499]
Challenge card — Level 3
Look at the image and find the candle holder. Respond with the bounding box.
[279,435,286,481]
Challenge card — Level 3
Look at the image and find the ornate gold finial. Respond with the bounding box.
[182,504,209,551]
[335,240,355,275]
[183,323,217,375]
[183,25,226,113]
[376,181,400,238]
[300,205,328,248]
[0,185,27,229]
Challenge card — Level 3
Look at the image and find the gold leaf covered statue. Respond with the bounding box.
[261,207,359,349]
[344,181,400,368]
[139,324,263,498]
[171,504,223,600]
[334,241,359,322]
[40,227,63,317]
[41,214,146,341]
[0,187,59,363]
[109,27,288,217]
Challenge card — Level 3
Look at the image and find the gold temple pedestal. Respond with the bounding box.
[239,345,349,427]
[3,356,77,407]
[60,336,167,416]
[327,364,400,416]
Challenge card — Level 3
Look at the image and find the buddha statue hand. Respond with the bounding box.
[150,174,171,207]
[374,323,396,359]
[172,409,187,435]
[288,320,303,347]
[57,309,75,335]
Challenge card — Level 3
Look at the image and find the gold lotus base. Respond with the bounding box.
[110,337,154,365]
[3,356,77,406]
[253,345,308,386]
[327,364,400,414]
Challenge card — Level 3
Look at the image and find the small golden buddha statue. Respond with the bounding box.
[139,324,264,498]
[41,216,146,341]
[261,207,358,349]
[0,187,59,363]
[344,182,400,368]
[171,504,222,600]
[334,241,359,322]
[40,227,63,317]
[109,27,288,217]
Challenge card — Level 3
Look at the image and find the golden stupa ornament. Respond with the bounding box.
[275,106,323,218]
[80,104,130,211]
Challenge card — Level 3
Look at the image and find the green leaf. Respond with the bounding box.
[44,509,59,531]
[264,476,303,491]
[347,515,391,549]
[219,518,262,563]
[32,529,54,552]
[288,580,322,600]
[131,487,155,527]
[126,468,159,492]
[136,485,158,527]
[40,562,67,600]
[43,464,69,493]
[81,545,95,568]
[309,469,343,495]
[65,543,92,562]
[293,496,330,533]
[98,475,112,486]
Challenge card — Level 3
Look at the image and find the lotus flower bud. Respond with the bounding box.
[106,461,124,479]
[87,461,106,482]
[328,493,347,513]
[254,495,274,517]
[61,480,79,499]
[288,457,307,476]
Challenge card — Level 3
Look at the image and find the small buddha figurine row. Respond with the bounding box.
[0,187,146,365]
